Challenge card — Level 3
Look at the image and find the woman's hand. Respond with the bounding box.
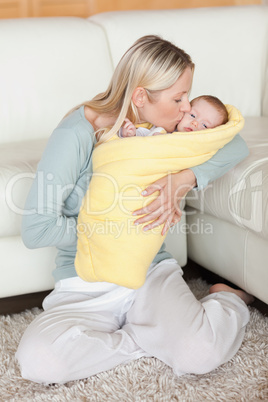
[133,169,197,235]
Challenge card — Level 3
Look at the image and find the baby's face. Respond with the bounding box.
[176,99,223,132]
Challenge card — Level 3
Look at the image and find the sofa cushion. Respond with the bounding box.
[186,117,268,241]
[1,139,48,237]
[0,17,113,144]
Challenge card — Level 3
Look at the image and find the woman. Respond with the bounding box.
[16,35,251,384]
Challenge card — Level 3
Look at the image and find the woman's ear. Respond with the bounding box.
[132,87,147,108]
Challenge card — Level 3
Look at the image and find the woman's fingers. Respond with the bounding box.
[133,190,181,228]
[133,199,182,235]
[133,178,168,217]
[141,177,166,197]
[161,210,182,235]
[174,210,183,221]
[141,209,172,232]
[134,195,183,234]
[133,203,166,225]
[162,210,180,236]
[132,170,196,234]
[142,207,182,234]
[133,197,161,217]
[161,212,175,236]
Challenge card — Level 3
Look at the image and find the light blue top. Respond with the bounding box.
[21,106,249,283]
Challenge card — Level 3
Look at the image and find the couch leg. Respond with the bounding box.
[0,290,52,315]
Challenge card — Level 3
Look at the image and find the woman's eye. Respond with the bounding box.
[175,99,182,103]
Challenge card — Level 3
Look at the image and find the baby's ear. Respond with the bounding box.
[132,87,147,108]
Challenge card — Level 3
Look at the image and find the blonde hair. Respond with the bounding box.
[191,95,228,125]
[75,35,194,143]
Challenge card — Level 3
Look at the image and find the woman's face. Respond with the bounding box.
[138,67,193,132]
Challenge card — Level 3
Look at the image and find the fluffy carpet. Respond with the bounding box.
[1,278,267,401]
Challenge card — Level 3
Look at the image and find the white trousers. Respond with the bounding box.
[16,259,250,384]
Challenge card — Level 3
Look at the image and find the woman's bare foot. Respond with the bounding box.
[209,283,254,305]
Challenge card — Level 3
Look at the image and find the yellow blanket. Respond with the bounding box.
[75,105,244,288]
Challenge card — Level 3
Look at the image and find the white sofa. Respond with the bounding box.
[1,5,267,304]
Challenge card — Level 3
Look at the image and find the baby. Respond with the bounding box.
[119,95,228,137]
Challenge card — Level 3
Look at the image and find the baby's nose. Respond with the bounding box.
[191,120,198,127]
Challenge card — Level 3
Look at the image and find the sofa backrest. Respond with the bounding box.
[1,6,267,145]
[0,17,113,144]
[91,5,268,118]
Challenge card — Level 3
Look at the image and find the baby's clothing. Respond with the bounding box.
[118,125,166,137]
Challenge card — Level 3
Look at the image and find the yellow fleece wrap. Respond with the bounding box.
[75,105,244,289]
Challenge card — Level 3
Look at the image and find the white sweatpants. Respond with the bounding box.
[16,259,249,384]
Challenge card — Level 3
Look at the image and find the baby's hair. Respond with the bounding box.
[191,95,228,125]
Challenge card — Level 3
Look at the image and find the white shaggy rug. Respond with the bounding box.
[1,278,267,401]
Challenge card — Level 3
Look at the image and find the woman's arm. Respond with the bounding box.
[191,134,249,189]
[133,134,249,235]
[21,127,94,249]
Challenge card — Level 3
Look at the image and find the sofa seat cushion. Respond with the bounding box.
[186,116,268,241]
[1,138,48,237]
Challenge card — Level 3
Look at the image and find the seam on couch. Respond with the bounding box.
[86,19,115,71]
[243,230,249,292]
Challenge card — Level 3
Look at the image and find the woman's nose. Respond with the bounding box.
[181,98,191,113]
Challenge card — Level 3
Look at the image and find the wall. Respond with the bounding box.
[0,0,263,19]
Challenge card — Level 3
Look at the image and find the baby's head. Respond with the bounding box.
[176,95,228,132]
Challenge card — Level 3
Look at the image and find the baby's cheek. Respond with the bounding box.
[176,122,183,131]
